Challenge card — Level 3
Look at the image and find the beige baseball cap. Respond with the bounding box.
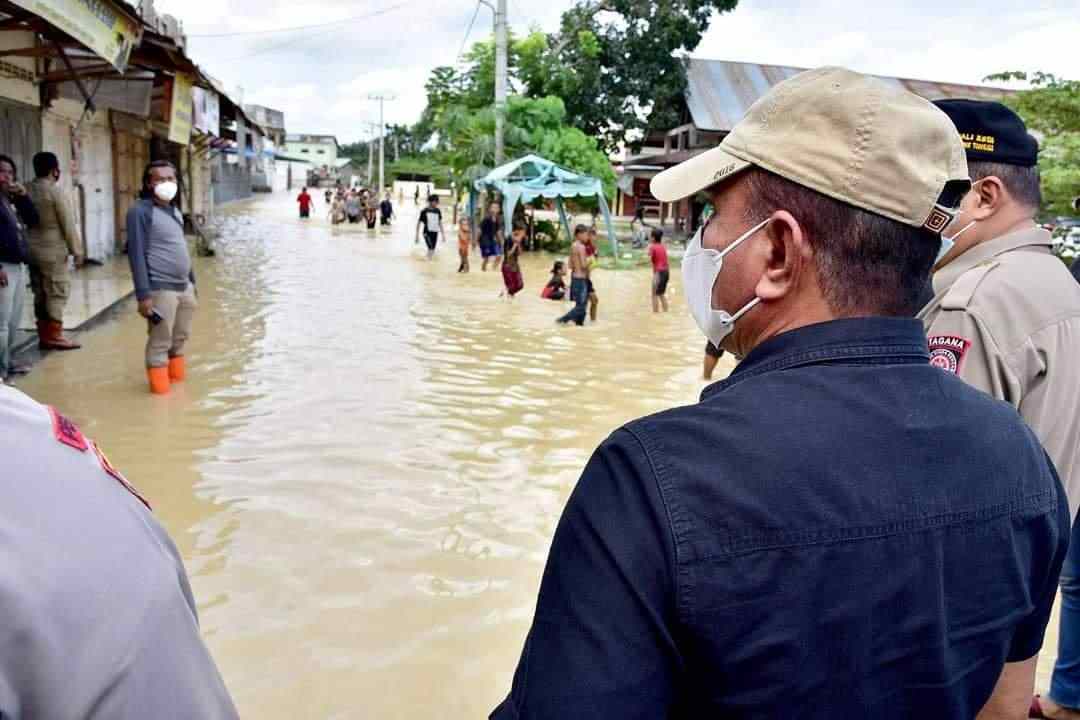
[651,66,970,232]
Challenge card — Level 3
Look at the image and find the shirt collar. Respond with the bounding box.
[701,317,930,400]
[933,225,1051,295]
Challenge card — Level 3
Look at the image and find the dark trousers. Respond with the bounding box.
[559,277,589,326]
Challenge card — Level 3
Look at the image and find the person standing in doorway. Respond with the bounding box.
[297,186,313,219]
[501,225,525,299]
[648,227,670,313]
[27,152,83,351]
[557,225,590,326]
[417,195,443,260]
[126,160,196,396]
[0,154,38,383]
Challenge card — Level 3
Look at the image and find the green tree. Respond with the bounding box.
[528,0,739,151]
[986,72,1080,216]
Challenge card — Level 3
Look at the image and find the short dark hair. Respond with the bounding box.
[741,167,940,317]
[428,194,439,203]
[968,160,1042,211]
[32,152,59,178]
[0,154,16,177]
[141,160,177,198]
[651,228,663,242]
[574,224,588,236]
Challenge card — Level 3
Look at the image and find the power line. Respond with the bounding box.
[220,4,409,62]
[457,1,483,62]
[188,3,410,38]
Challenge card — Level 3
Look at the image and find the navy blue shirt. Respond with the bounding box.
[492,317,1069,720]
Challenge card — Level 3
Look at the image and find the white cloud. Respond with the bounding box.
[151,0,1080,144]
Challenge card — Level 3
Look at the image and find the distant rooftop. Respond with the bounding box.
[685,59,1016,134]
[286,134,339,147]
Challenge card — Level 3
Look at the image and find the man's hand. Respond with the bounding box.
[0,269,7,288]
[8,182,25,197]
[73,254,85,269]
[138,298,154,318]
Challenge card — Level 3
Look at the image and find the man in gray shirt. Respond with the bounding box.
[0,384,238,718]
[126,160,197,395]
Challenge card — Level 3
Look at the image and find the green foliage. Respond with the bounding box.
[387,156,451,187]
[431,95,615,207]
[527,1,740,151]
[985,72,1080,217]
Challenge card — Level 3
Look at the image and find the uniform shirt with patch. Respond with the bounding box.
[0,386,238,719]
[919,225,1080,520]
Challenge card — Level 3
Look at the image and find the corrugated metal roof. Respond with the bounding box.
[685,59,1015,133]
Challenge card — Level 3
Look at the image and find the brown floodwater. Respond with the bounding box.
[14,193,734,718]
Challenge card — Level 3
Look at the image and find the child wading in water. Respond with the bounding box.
[648,227,670,313]
[501,225,525,299]
[541,261,567,300]
[457,218,472,273]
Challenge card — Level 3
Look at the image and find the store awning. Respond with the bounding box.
[0,0,142,72]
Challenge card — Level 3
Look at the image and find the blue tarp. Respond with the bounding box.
[471,154,616,258]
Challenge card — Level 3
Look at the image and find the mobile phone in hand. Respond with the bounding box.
[149,309,164,325]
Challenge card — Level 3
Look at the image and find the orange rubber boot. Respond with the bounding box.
[168,356,186,382]
[147,367,171,395]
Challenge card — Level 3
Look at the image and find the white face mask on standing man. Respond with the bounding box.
[154,181,178,203]
[682,217,771,347]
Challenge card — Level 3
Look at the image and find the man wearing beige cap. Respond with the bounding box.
[491,68,1068,720]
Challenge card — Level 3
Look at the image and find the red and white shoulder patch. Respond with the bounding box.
[928,335,972,374]
[48,406,89,452]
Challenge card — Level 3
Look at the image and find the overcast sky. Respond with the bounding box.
[151,0,1080,146]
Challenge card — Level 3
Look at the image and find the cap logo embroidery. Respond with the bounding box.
[923,206,954,234]
[713,163,738,183]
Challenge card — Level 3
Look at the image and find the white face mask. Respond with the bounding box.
[154,181,178,203]
[937,212,976,264]
[682,217,770,347]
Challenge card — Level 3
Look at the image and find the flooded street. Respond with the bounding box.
[15,192,731,719]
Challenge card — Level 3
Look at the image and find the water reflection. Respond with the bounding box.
[15,193,734,718]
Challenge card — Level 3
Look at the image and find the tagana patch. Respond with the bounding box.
[928,335,972,374]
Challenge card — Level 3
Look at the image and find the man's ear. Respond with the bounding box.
[755,210,806,302]
[969,177,1006,220]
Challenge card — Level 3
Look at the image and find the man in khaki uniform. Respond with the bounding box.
[920,100,1080,720]
[27,152,82,351]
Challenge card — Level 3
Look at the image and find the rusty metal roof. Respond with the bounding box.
[685,59,1016,133]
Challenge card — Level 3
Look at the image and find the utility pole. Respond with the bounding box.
[494,0,508,164]
[367,132,374,186]
[480,0,508,164]
[369,94,395,197]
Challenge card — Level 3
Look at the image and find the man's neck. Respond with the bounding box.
[152,199,171,209]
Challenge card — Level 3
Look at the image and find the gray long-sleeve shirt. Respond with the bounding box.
[126,198,194,301]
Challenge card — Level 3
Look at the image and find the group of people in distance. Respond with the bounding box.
[296,184,395,229]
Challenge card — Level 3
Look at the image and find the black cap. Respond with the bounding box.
[933,99,1039,167]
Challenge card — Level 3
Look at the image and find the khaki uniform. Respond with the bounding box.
[919,226,1080,518]
[27,178,82,324]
